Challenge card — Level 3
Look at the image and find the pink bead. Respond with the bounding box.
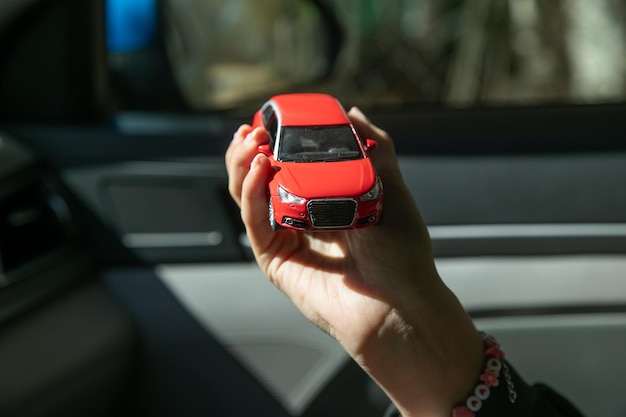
[480,368,500,387]
[452,405,476,417]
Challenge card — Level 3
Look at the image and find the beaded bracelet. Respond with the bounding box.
[451,333,517,417]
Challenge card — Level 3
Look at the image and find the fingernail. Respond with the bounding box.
[250,153,262,170]
[245,127,262,142]
[350,106,368,122]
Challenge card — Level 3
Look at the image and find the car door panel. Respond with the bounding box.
[50,127,626,417]
[0,283,133,417]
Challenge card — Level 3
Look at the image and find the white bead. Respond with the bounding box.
[466,396,482,412]
[487,358,502,372]
[475,384,490,400]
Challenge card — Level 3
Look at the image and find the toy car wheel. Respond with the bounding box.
[269,200,282,231]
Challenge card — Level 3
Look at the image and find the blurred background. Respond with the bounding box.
[106,0,626,112]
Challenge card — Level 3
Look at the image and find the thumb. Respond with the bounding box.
[240,153,275,255]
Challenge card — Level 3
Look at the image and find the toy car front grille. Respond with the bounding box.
[307,199,357,228]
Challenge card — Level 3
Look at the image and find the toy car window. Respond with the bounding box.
[266,115,278,150]
[262,105,274,126]
[277,125,363,162]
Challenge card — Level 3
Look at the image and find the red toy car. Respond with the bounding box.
[253,93,383,231]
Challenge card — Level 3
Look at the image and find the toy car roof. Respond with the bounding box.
[269,93,350,127]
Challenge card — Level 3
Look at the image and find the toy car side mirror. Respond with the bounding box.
[366,139,377,152]
[258,144,272,156]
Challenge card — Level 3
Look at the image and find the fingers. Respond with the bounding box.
[240,153,275,256]
[348,107,387,143]
[348,107,399,179]
[225,124,253,177]
[347,107,429,242]
[226,126,270,206]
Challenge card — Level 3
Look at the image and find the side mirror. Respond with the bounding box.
[252,110,263,128]
[258,144,272,156]
[163,0,343,109]
[366,139,377,152]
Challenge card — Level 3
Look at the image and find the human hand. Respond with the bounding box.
[226,107,483,417]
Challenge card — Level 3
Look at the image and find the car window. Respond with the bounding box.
[278,125,364,162]
[264,111,279,151]
[106,0,626,112]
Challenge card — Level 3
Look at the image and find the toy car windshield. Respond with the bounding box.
[278,125,364,162]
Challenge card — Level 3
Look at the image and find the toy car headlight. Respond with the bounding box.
[360,178,381,201]
[278,186,306,204]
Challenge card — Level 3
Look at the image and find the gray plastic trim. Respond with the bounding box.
[122,232,224,248]
[436,255,626,311]
[429,223,626,239]
[156,263,348,415]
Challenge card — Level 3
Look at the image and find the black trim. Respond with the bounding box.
[469,304,626,319]
[368,103,626,155]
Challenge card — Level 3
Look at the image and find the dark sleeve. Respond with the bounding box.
[383,361,586,417]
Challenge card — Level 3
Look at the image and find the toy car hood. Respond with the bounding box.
[273,159,376,198]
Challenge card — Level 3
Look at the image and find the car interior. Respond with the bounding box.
[1,0,625,416]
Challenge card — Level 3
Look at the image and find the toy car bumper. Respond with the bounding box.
[271,196,382,231]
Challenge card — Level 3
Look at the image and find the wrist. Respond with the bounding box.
[452,334,517,416]
[356,282,484,417]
